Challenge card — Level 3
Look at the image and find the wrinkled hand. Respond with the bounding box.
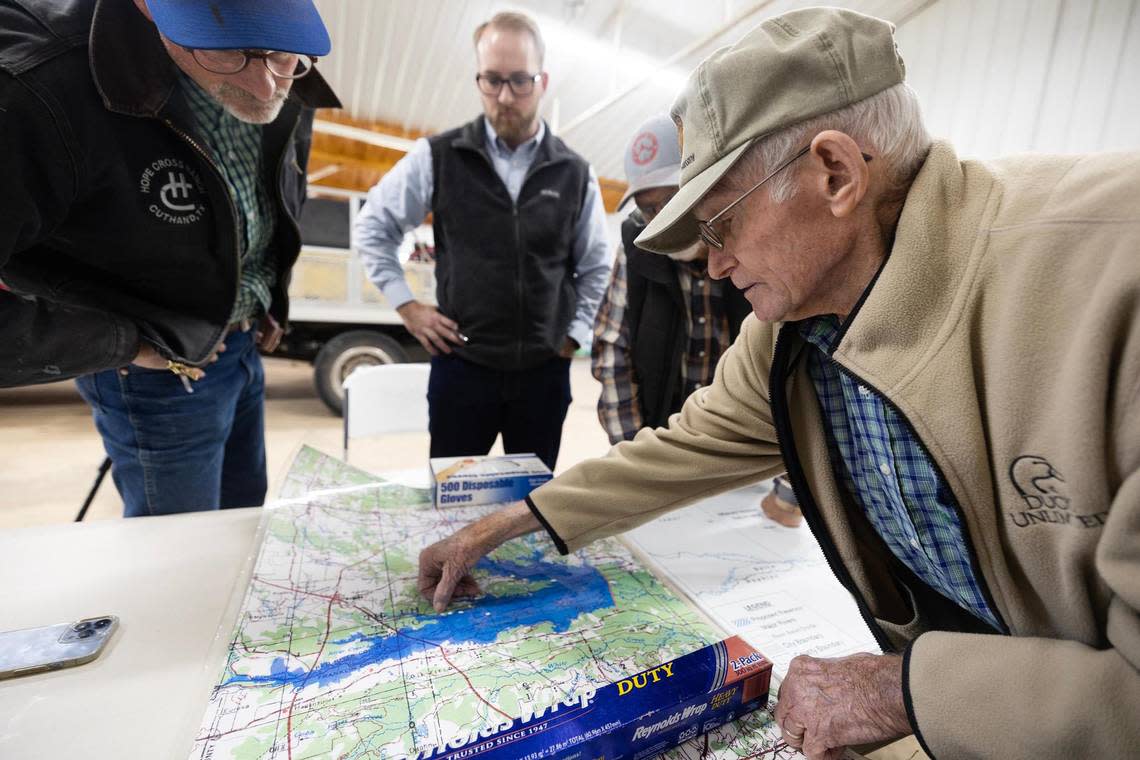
[418,527,490,613]
[418,502,542,612]
[558,336,579,359]
[256,313,285,353]
[398,301,463,355]
[775,653,910,760]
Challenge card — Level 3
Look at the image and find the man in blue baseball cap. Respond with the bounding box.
[0,0,340,517]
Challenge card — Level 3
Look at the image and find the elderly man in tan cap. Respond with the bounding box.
[417,7,1140,759]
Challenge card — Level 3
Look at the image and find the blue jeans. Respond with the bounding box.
[428,353,572,471]
[75,328,267,517]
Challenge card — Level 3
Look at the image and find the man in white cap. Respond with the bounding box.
[594,114,802,528]
[418,7,1139,759]
[591,114,751,445]
[0,0,340,515]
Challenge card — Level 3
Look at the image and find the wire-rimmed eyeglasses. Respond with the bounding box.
[475,71,542,97]
[697,145,872,250]
[184,47,317,79]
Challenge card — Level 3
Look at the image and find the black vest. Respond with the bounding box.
[429,118,591,370]
[623,214,752,429]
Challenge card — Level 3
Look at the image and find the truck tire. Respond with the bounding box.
[313,330,409,415]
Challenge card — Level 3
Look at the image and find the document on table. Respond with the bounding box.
[623,481,881,676]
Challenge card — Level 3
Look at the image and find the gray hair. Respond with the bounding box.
[474,11,546,68]
[730,83,932,203]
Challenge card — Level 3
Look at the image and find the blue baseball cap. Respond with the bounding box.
[146,0,332,56]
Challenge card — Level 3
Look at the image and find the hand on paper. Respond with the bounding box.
[418,501,542,612]
[775,652,910,760]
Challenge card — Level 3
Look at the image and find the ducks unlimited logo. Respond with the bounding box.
[1007,455,1106,529]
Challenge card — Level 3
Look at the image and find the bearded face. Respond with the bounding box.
[475,27,546,147]
[209,80,290,124]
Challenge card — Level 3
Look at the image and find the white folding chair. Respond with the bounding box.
[342,363,431,460]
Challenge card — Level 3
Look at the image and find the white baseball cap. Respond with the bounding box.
[618,114,682,210]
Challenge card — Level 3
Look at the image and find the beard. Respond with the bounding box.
[489,104,539,145]
[209,82,289,124]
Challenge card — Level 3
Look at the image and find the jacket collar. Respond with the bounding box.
[831,140,999,393]
[623,212,681,288]
[89,0,340,119]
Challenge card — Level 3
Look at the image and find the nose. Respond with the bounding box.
[706,245,734,280]
[497,85,517,105]
[232,63,278,102]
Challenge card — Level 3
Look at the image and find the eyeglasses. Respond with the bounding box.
[697,145,872,250]
[475,71,542,97]
[184,47,317,79]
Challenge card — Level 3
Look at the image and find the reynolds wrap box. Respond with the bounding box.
[395,636,773,760]
[431,454,552,507]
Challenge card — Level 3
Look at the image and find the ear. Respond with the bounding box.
[132,0,154,21]
[808,130,869,218]
[537,71,550,94]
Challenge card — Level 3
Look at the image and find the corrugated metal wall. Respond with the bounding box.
[899,0,1140,157]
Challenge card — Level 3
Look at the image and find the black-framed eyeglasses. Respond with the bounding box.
[697,145,872,250]
[184,47,317,79]
[475,71,542,96]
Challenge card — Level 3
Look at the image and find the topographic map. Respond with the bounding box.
[189,447,806,760]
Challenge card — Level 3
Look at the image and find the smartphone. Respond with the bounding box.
[0,616,118,680]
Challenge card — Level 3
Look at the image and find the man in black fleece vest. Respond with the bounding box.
[354,11,610,470]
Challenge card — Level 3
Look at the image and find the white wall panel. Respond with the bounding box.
[898,0,1140,157]
[313,1,1138,181]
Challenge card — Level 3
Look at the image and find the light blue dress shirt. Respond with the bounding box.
[353,118,611,349]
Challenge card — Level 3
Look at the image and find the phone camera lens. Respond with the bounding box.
[95,618,112,628]
[73,621,94,631]
[77,629,94,638]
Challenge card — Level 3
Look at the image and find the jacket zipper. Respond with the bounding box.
[272,113,304,323]
[513,203,524,367]
[162,118,242,365]
[828,358,1010,634]
[464,145,564,368]
[768,326,895,652]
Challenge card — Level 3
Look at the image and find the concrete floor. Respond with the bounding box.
[0,357,611,529]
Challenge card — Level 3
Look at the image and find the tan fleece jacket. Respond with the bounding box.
[529,141,1140,758]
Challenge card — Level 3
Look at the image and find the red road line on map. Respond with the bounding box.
[285,554,350,760]
[436,643,513,722]
[359,612,513,724]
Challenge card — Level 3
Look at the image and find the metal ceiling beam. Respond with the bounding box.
[558,0,781,136]
[312,120,417,153]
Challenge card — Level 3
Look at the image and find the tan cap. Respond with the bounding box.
[636,7,905,253]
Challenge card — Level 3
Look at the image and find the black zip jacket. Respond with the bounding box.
[0,0,340,386]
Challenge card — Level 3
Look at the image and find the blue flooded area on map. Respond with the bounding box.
[223,549,613,689]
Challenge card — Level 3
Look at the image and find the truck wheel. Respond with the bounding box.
[313,331,409,415]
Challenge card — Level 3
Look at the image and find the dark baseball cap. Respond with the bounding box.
[146,0,332,56]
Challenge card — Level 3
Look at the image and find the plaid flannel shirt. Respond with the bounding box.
[181,75,277,324]
[591,246,732,444]
[800,315,1004,631]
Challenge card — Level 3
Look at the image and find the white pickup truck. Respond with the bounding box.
[274,188,431,414]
